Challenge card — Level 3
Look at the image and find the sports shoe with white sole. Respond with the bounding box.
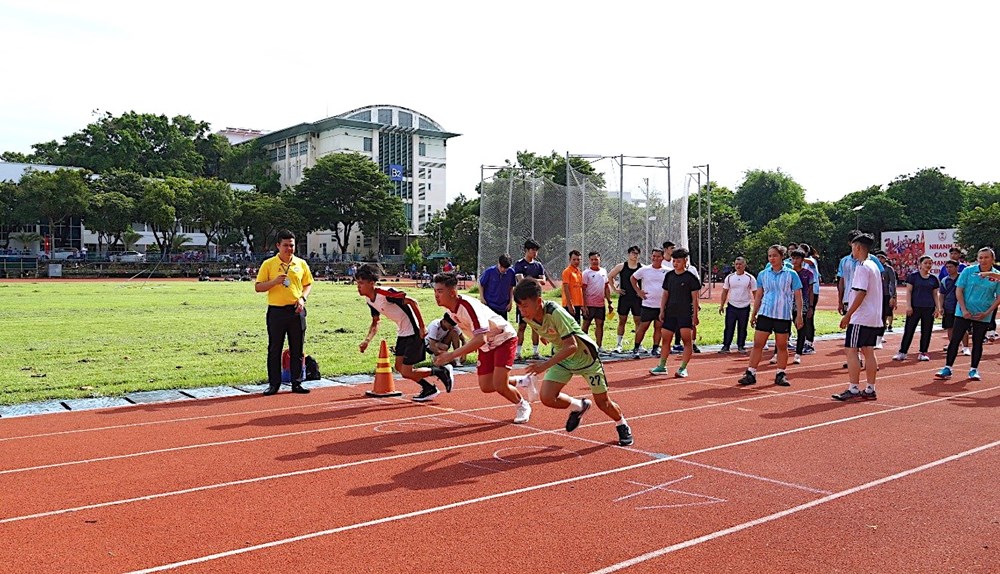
[616,423,634,446]
[892,352,906,361]
[413,383,440,402]
[565,399,591,432]
[969,368,982,381]
[918,353,930,362]
[513,400,532,424]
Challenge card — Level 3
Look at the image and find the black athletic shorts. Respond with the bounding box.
[844,324,879,349]
[639,306,661,323]
[564,306,582,322]
[755,315,791,335]
[586,306,606,320]
[617,296,642,317]
[662,315,694,332]
[395,334,426,366]
[942,312,956,330]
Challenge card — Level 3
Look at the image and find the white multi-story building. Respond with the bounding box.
[252,105,459,258]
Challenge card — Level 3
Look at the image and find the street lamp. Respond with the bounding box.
[852,204,865,230]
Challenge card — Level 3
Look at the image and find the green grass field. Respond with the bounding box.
[0,280,845,406]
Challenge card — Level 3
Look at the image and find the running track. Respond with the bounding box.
[1,334,996,573]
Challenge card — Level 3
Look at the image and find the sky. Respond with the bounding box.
[2,0,999,206]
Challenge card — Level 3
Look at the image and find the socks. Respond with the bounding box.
[617,415,628,427]
[533,344,539,355]
[748,367,757,375]
[848,383,859,393]
[865,384,875,393]
[515,345,522,357]
[658,358,667,368]
[777,369,785,375]
[617,335,624,346]
[680,361,688,370]
[568,397,585,412]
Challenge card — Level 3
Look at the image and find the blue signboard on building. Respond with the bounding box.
[389,164,404,182]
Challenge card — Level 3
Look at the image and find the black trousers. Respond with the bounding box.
[267,305,307,386]
[722,304,751,350]
[947,316,989,369]
[899,306,935,354]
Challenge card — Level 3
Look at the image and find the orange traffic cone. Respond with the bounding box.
[366,340,402,397]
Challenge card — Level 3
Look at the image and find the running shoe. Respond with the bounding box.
[693,344,702,354]
[530,353,543,361]
[291,384,310,394]
[769,354,778,365]
[671,344,684,353]
[413,383,440,402]
[613,345,624,354]
[874,338,884,350]
[649,365,669,376]
[650,345,661,357]
[513,400,532,423]
[861,388,877,400]
[433,364,454,393]
[718,346,731,354]
[633,346,648,357]
[892,352,907,361]
[738,348,749,355]
[918,354,930,362]
[935,366,953,379]
[961,347,972,356]
[793,354,802,364]
[616,423,634,446]
[831,388,862,401]
[969,368,982,381]
[737,370,757,386]
[674,367,689,378]
[774,372,791,387]
[803,345,816,355]
[565,399,591,432]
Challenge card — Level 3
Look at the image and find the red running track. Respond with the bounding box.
[0,332,997,573]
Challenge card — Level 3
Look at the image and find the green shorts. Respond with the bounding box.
[544,360,609,394]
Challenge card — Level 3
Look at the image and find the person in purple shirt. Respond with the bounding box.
[479,254,517,320]
[512,239,549,359]
[892,256,941,361]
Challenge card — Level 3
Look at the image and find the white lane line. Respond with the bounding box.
[0,359,851,475]
[0,350,831,442]
[587,438,1000,574]
[106,385,998,573]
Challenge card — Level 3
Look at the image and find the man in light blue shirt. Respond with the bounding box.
[739,245,804,388]
[836,231,885,313]
[937,247,1000,381]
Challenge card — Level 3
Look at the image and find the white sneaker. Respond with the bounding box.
[793,354,801,364]
[613,345,623,353]
[874,338,884,350]
[769,355,777,365]
[918,353,930,362]
[892,352,907,361]
[961,347,972,356]
[513,400,532,424]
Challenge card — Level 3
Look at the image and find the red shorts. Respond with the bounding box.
[477,337,517,376]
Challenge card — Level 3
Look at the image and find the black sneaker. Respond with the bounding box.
[263,384,280,396]
[413,383,440,402]
[693,344,702,354]
[433,365,454,393]
[616,423,634,446]
[861,388,877,400]
[650,345,661,357]
[831,388,861,401]
[291,384,310,394]
[565,399,591,432]
[718,346,731,354]
[737,370,757,386]
[774,372,791,387]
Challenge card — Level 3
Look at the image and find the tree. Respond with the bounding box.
[734,169,807,231]
[964,182,1000,212]
[135,177,193,258]
[885,167,965,229]
[1,151,32,163]
[16,168,91,249]
[294,153,401,254]
[87,192,135,253]
[424,195,480,270]
[957,204,1000,253]
[404,241,424,268]
[122,228,141,251]
[219,141,281,194]
[9,231,42,251]
[233,190,307,254]
[0,182,19,239]
[188,178,235,255]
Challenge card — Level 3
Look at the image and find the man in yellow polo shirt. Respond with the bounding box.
[561,250,585,323]
[255,230,314,395]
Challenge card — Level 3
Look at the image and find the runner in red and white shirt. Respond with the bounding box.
[432,272,533,424]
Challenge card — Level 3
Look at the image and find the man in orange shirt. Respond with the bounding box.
[562,250,585,323]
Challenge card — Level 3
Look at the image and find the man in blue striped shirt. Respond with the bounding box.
[738,245,804,388]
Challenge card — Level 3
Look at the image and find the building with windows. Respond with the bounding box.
[251,105,459,258]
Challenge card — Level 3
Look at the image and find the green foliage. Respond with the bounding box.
[501,150,606,188]
[87,191,136,251]
[404,241,424,267]
[188,178,236,252]
[294,152,400,255]
[122,228,141,250]
[957,204,1000,253]
[885,167,965,229]
[219,141,281,194]
[735,169,807,230]
[424,194,480,270]
[16,169,91,247]
[964,182,1000,212]
[232,190,306,253]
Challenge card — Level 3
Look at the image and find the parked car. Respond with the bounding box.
[112,251,146,263]
[51,247,80,260]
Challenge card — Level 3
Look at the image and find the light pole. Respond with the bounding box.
[852,204,865,230]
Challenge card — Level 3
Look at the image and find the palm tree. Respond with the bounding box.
[122,229,141,251]
[171,234,193,253]
[9,231,42,253]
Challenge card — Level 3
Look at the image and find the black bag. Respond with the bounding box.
[304,355,321,380]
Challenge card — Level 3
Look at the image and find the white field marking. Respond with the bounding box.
[0,397,388,443]
[0,348,753,442]
[451,407,836,496]
[372,417,462,434]
[493,445,581,464]
[615,477,692,502]
[587,438,1000,574]
[735,407,753,412]
[119,392,1000,574]
[0,357,852,475]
